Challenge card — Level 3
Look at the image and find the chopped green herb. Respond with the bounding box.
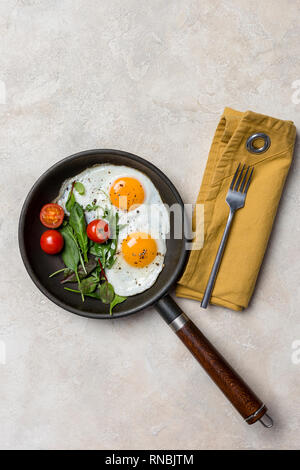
[84,203,100,212]
[74,182,85,195]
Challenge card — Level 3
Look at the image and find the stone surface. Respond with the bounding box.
[1,0,300,450]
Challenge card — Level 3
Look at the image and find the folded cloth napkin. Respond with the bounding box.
[176,107,296,311]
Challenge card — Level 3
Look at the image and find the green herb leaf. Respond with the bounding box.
[60,224,83,300]
[99,282,115,304]
[103,207,119,238]
[49,267,69,278]
[90,270,100,282]
[74,182,85,195]
[64,287,101,300]
[89,241,111,266]
[64,287,81,294]
[79,276,98,295]
[88,207,121,269]
[110,294,127,315]
[105,240,117,269]
[84,203,100,212]
[60,225,80,273]
[69,202,89,263]
[84,289,101,299]
[63,280,127,315]
[61,257,97,284]
[66,189,76,213]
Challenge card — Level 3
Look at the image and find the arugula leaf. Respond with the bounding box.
[60,225,83,300]
[103,207,119,238]
[64,282,127,315]
[66,183,76,213]
[64,287,81,294]
[66,192,75,213]
[110,294,127,315]
[99,282,115,304]
[89,240,118,269]
[105,240,117,269]
[89,241,111,266]
[49,267,69,278]
[69,202,89,263]
[64,287,100,300]
[88,207,121,269]
[61,257,97,284]
[60,225,80,272]
[61,202,127,313]
[90,270,100,281]
[74,182,85,195]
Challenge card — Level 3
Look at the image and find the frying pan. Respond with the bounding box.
[18,149,273,428]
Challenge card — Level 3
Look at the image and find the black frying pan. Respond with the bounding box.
[18,149,272,427]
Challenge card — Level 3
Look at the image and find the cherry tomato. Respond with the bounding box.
[87,219,110,244]
[40,230,64,255]
[40,203,64,228]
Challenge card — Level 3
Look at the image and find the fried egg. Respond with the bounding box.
[56,164,169,296]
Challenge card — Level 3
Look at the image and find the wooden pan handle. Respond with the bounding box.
[155,295,273,427]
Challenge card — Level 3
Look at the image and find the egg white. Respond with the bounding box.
[106,235,166,296]
[56,164,170,296]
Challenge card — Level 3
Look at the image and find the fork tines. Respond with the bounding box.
[230,164,254,193]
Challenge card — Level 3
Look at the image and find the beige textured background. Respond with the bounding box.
[1,0,300,450]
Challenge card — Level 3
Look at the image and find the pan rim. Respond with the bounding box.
[18,149,188,319]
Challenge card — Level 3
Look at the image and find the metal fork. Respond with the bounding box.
[201,164,254,309]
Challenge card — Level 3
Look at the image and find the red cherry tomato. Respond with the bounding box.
[40,230,64,255]
[87,219,110,244]
[40,203,64,228]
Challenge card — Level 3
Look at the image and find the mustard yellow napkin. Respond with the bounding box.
[176,107,296,311]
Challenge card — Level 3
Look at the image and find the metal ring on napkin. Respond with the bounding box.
[246,133,271,154]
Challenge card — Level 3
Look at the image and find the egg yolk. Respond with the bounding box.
[122,232,157,268]
[109,177,145,211]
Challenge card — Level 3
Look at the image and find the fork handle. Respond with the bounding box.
[201,209,235,308]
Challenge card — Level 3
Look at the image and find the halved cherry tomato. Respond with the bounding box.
[40,230,64,254]
[40,203,64,228]
[87,219,110,244]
